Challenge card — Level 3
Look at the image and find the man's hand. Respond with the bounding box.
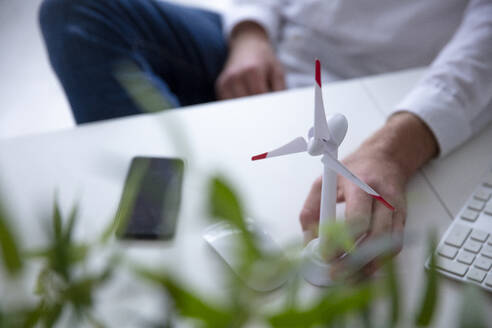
[215,22,286,100]
[300,112,438,278]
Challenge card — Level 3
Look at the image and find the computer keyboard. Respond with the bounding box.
[426,169,492,292]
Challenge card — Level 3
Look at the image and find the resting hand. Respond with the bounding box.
[215,22,286,100]
[300,112,438,278]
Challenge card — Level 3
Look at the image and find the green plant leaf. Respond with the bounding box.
[64,203,79,244]
[0,202,22,275]
[360,305,373,328]
[62,277,98,313]
[50,199,71,281]
[101,158,150,243]
[457,286,486,328]
[384,258,400,327]
[136,268,234,328]
[269,283,376,327]
[207,176,260,262]
[53,199,63,241]
[114,61,174,113]
[42,302,63,328]
[208,176,244,229]
[26,243,89,266]
[21,301,45,328]
[414,233,439,326]
[318,221,355,258]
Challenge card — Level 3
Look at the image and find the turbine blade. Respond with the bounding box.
[314,59,330,140]
[323,152,395,211]
[308,127,314,139]
[252,137,307,161]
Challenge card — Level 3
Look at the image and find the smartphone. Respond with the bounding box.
[116,156,184,240]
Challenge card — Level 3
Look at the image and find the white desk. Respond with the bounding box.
[0,68,490,327]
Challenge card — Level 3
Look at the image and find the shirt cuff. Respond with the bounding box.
[222,4,280,43]
[391,82,472,157]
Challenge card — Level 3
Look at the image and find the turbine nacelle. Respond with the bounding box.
[307,138,325,156]
[307,113,348,156]
[326,113,348,147]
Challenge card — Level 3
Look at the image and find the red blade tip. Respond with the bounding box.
[252,153,268,161]
[371,195,395,211]
[315,59,321,87]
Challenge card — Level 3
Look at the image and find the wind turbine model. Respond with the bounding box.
[252,59,394,286]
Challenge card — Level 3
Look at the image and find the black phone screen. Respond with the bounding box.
[116,157,184,240]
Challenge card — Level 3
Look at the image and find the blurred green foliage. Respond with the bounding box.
[0,174,488,328]
[0,202,22,275]
[414,233,439,327]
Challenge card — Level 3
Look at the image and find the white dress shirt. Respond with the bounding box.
[223,0,492,156]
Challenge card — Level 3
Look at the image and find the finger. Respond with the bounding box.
[361,259,381,277]
[344,184,372,239]
[391,203,406,255]
[367,199,393,242]
[217,86,233,100]
[350,210,405,279]
[300,176,322,244]
[245,68,268,95]
[215,76,229,100]
[342,203,401,278]
[229,76,249,98]
[336,183,345,203]
[330,237,389,281]
[331,257,380,282]
[270,64,286,91]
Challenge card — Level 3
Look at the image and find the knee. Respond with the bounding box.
[39,0,112,50]
[39,0,71,31]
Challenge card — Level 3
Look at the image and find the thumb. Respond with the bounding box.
[337,182,345,203]
[300,177,322,243]
[269,63,286,91]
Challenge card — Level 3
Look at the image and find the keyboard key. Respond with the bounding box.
[461,209,479,222]
[474,188,492,201]
[474,256,492,271]
[484,203,492,215]
[457,250,476,265]
[483,174,492,188]
[435,257,468,277]
[468,199,485,211]
[485,274,492,287]
[470,229,489,242]
[467,268,487,282]
[464,240,482,253]
[482,245,492,258]
[438,245,458,259]
[445,224,472,247]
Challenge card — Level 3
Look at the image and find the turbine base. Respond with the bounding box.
[301,238,334,287]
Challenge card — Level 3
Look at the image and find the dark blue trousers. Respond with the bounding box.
[39,0,227,124]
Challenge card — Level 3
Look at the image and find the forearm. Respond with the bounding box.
[223,1,282,44]
[361,112,438,181]
[393,0,492,157]
[230,21,269,45]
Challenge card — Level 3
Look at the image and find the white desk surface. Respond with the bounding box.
[1,68,491,327]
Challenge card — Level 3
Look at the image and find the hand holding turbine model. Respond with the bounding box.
[252,59,394,286]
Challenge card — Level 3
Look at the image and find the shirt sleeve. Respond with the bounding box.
[222,0,283,42]
[391,0,492,157]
